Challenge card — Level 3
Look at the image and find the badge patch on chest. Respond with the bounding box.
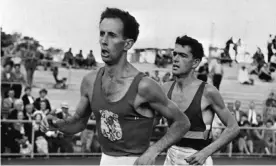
[99,110,122,141]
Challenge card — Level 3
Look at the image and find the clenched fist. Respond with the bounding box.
[40,114,64,132]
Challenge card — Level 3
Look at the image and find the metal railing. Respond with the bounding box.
[1,119,276,158]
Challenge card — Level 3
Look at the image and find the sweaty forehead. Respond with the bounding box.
[174,44,193,56]
[99,18,124,35]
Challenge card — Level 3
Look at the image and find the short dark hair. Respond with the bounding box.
[100,7,140,42]
[24,86,32,92]
[39,88,48,94]
[175,35,204,61]
[4,61,14,68]
[242,120,251,126]
[14,64,20,68]
[266,119,274,124]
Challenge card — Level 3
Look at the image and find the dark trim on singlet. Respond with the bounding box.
[167,81,212,150]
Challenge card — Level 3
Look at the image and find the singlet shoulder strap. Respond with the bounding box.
[167,81,176,99]
[197,81,206,98]
[126,72,145,101]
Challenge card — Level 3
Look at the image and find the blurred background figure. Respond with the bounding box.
[238,66,254,85]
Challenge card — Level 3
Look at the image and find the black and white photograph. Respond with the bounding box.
[1,0,276,165]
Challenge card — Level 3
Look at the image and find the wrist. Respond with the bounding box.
[201,148,212,157]
[144,147,160,158]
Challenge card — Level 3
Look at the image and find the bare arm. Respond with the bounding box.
[200,85,240,156]
[53,77,92,135]
[138,78,190,157]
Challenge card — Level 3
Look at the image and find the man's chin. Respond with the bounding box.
[172,71,180,76]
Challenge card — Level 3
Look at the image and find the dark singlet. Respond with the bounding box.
[167,81,212,150]
[91,68,154,156]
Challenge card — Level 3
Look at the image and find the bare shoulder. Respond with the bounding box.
[138,77,166,102]
[162,81,174,93]
[203,83,225,107]
[80,68,101,96]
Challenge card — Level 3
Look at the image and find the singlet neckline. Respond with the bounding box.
[99,68,143,105]
[168,81,205,113]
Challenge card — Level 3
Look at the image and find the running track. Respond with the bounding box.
[2,156,276,165]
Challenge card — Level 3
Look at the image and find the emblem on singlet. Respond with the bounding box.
[100,110,122,141]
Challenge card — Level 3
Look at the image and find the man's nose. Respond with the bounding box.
[100,35,108,46]
[173,55,180,63]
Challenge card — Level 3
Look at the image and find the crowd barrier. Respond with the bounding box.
[1,119,276,158]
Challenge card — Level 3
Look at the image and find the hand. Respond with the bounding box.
[185,151,208,165]
[134,153,156,165]
[41,114,63,132]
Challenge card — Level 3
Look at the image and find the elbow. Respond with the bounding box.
[229,123,240,138]
[235,125,240,137]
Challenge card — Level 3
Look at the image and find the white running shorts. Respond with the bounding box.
[164,145,213,166]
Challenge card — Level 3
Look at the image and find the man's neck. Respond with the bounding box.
[104,55,131,79]
[175,71,196,90]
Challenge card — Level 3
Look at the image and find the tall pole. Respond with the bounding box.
[0,27,2,57]
[243,20,250,62]
[209,21,215,58]
[210,21,215,47]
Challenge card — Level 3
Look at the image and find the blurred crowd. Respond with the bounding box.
[212,92,276,155]
[1,34,276,157]
[1,84,101,156]
[62,48,97,69]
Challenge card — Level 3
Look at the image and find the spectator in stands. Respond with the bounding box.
[21,86,35,107]
[33,113,49,155]
[33,101,50,118]
[63,48,74,67]
[267,34,274,63]
[162,72,171,83]
[24,104,35,121]
[270,54,276,72]
[250,115,271,154]
[259,63,273,82]
[34,88,51,111]
[238,120,253,154]
[81,112,96,153]
[52,66,67,89]
[86,50,96,68]
[52,102,74,153]
[238,66,254,85]
[13,64,26,98]
[1,61,15,98]
[1,61,15,82]
[263,119,275,154]
[210,57,224,90]
[75,50,84,68]
[252,47,265,71]
[233,100,245,124]
[247,101,258,126]
[2,88,16,113]
[151,70,161,83]
[8,99,24,120]
[1,109,10,153]
[8,111,32,154]
[265,91,276,107]
[239,114,248,126]
[197,62,209,82]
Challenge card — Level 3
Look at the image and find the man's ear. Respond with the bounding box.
[124,39,135,51]
[193,58,201,68]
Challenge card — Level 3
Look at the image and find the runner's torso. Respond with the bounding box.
[90,67,154,156]
[166,80,214,150]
